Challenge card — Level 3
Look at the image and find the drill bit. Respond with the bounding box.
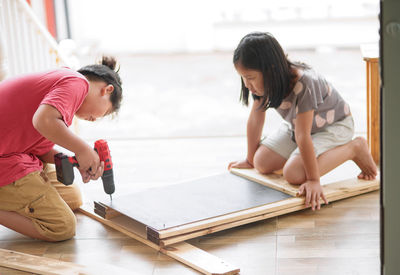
[110,194,113,202]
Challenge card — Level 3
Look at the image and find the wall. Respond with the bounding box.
[68,0,380,54]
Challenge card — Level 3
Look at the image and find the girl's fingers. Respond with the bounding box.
[228,161,239,170]
[311,193,316,211]
[82,172,90,183]
[316,193,321,210]
[322,193,329,205]
[297,184,305,196]
[305,189,311,207]
[91,162,104,180]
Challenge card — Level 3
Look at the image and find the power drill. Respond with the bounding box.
[54,139,115,200]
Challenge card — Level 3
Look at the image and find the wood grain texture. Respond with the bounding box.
[78,204,240,275]
[361,44,380,165]
[0,248,84,275]
[0,248,132,275]
[231,168,380,197]
[230,168,298,196]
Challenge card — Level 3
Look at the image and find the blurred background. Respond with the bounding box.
[63,0,379,140]
[1,0,380,140]
[0,0,380,193]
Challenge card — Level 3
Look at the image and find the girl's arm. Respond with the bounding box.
[38,148,60,164]
[228,99,265,169]
[294,110,328,210]
[32,104,103,181]
[246,99,266,165]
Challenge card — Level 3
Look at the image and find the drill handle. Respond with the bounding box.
[54,153,79,186]
[68,156,79,167]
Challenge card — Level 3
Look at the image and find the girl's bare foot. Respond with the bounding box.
[351,137,378,180]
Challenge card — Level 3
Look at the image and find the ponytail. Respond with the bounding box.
[78,56,123,113]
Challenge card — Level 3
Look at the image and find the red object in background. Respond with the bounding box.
[25,0,57,39]
[44,0,57,38]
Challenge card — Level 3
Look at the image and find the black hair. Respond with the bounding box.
[78,56,123,114]
[233,32,308,110]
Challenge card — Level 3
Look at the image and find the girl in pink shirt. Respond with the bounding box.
[0,56,122,241]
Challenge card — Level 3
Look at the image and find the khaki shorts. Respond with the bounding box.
[0,164,82,241]
[261,115,355,159]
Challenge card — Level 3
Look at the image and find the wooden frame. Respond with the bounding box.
[79,169,379,274]
[361,44,380,165]
[79,204,240,275]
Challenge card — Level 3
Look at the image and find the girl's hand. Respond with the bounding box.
[228,159,253,170]
[297,180,328,211]
[75,145,101,182]
[79,161,105,183]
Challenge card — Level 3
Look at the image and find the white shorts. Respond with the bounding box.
[260,115,354,160]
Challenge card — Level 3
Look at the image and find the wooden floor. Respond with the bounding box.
[0,137,380,275]
[0,192,380,275]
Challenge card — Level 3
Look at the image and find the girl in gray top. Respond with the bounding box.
[228,32,377,211]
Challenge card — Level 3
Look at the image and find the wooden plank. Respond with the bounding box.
[163,242,239,275]
[158,183,379,246]
[151,197,302,239]
[152,172,379,239]
[230,168,298,196]
[87,170,379,240]
[0,248,84,275]
[83,175,379,247]
[0,248,132,275]
[79,172,378,273]
[361,44,380,164]
[78,204,240,275]
[94,201,121,219]
[96,173,379,241]
[370,60,380,164]
[230,168,380,197]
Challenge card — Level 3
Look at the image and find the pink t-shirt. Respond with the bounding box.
[0,68,89,187]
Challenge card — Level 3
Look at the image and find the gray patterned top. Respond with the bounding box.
[276,68,351,137]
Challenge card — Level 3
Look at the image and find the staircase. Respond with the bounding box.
[0,0,70,80]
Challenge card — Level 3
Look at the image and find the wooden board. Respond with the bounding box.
[103,173,291,230]
[78,204,240,275]
[231,168,380,197]
[230,168,298,196]
[80,170,379,274]
[0,248,84,275]
[0,248,132,275]
[95,170,379,243]
[157,181,379,246]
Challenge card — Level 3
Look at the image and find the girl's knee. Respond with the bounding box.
[253,155,274,174]
[253,146,285,174]
[254,161,271,174]
[37,210,76,242]
[58,211,77,241]
[43,164,83,211]
[283,172,305,185]
[283,161,306,185]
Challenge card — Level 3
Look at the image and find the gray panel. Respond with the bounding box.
[382,0,400,274]
[104,173,291,230]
